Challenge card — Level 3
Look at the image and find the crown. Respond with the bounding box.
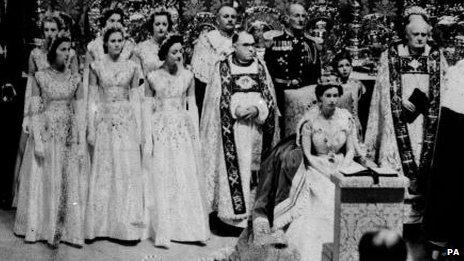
[101,22,126,37]
[404,6,429,19]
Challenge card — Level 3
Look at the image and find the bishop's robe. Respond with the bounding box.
[364,43,448,224]
[200,55,279,228]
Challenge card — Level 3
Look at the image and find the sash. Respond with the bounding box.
[219,58,276,215]
[388,45,441,194]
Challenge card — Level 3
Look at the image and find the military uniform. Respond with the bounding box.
[264,30,321,136]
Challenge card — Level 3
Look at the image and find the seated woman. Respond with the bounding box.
[221,76,362,261]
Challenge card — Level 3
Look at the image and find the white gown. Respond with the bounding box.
[285,108,355,261]
[14,69,85,246]
[84,59,145,241]
[145,68,209,247]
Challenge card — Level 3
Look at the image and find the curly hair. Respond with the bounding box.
[47,36,71,65]
[158,34,183,61]
[147,11,173,34]
[100,8,125,28]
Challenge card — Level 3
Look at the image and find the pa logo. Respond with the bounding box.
[445,248,460,256]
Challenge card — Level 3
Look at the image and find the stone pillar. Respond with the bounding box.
[323,173,407,261]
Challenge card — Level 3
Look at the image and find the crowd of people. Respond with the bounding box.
[4,2,464,261]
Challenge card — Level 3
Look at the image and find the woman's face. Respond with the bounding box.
[336,59,352,79]
[43,21,59,41]
[166,42,183,65]
[320,87,340,111]
[54,41,71,67]
[105,13,122,28]
[153,15,169,39]
[107,31,124,56]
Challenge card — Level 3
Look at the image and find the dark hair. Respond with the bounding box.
[47,36,71,64]
[359,230,408,261]
[100,8,125,28]
[332,51,352,71]
[41,15,63,34]
[147,11,173,34]
[58,12,73,30]
[103,26,124,54]
[315,84,343,102]
[158,35,184,61]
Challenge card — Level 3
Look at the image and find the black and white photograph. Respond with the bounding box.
[1,0,463,260]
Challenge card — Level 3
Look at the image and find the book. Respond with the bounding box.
[340,163,397,177]
[403,88,429,123]
[369,166,397,176]
[339,162,370,176]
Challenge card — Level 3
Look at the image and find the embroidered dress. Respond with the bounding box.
[215,107,357,261]
[87,36,134,62]
[14,69,85,246]
[364,44,448,224]
[24,48,78,126]
[84,58,145,241]
[133,38,163,77]
[14,47,78,207]
[144,69,209,247]
[283,108,355,261]
[83,35,136,126]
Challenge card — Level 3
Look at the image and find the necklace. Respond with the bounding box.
[317,108,339,147]
[49,66,69,80]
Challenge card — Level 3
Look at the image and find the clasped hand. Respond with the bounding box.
[402,99,416,113]
[235,106,259,120]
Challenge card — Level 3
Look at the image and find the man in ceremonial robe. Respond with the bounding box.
[200,31,279,228]
[264,3,320,137]
[364,9,448,225]
[191,4,237,115]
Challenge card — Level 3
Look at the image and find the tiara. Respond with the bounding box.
[318,74,341,86]
[193,12,217,29]
[159,33,183,49]
[39,10,65,28]
[101,22,126,37]
[244,6,283,31]
[404,6,429,19]
[153,0,178,13]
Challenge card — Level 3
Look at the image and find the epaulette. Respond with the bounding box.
[263,30,284,41]
[304,33,318,43]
